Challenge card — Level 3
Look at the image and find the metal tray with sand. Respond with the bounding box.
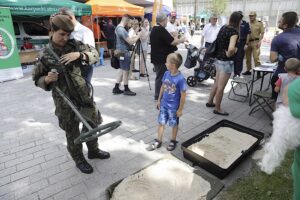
[106,156,223,200]
[182,120,264,179]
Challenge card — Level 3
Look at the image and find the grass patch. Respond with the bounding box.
[219,151,294,200]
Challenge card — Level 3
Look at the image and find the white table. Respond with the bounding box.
[249,63,277,106]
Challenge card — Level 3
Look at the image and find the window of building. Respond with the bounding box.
[23,22,48,36]
[13,22,20,36]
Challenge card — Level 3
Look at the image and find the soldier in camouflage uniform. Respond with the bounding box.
[32,14,110,174]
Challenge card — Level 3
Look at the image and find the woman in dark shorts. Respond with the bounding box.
[206,12,243,116]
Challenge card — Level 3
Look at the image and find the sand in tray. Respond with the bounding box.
[111,158,211,200]
[187,127,258,169]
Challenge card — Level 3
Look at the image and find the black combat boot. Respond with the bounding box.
[88,149,110,159]
[76,159,93,174]
[123,85,136,96]
[112,83,123,94]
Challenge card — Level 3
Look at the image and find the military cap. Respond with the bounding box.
[249,11,257,16]
[51,14,74,32]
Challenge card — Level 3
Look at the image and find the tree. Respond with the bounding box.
[210,0,228,16]
[173,0,177,10]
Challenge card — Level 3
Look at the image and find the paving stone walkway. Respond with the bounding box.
[0,45,273,200]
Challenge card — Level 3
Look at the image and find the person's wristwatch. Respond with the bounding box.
[79,52,85,61]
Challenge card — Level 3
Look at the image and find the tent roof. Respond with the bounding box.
[86,0,144,17]
[0,0,91,16]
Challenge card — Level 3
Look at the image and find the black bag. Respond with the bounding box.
[110,56,120,69]
[110,26,120,69]
[184,45,199,69]
[205,40,217,58]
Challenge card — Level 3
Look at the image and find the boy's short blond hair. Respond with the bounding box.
[167,53,183,69]
[285,58,300,72]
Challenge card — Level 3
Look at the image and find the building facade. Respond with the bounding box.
[175,0,300,26]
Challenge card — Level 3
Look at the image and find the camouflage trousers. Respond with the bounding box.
[59,117,98,164]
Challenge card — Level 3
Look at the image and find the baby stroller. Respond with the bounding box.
[184,44,216,87]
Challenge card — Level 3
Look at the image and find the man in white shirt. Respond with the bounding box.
[165,12,178,37]
[59,8,95,82]
[201,15,221,48]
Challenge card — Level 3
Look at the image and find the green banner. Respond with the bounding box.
[0,8,20,68]
[0,7,23,82]
[0,0,92,17]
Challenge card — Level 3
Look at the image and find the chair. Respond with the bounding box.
[228,77,252,102]
[249,91,274,120]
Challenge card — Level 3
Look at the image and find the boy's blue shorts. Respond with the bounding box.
[158,106,179,127]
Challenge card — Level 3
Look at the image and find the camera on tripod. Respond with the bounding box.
[130,35,151,90]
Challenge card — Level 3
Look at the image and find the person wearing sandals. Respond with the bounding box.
[147,53,187,151]
[206,12,243,116]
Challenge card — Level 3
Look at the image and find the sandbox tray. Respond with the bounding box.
[105,156,224,200]
[181,120,264,179]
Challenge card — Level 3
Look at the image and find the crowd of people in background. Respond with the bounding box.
[31,7,300,199]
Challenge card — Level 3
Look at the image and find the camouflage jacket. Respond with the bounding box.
[32,39,99,122]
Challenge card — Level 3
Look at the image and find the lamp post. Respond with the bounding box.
[194,0,197,21]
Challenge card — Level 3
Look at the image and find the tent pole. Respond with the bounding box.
[91,15,94,32]
[152,0,158,26]
[96,16,100,41]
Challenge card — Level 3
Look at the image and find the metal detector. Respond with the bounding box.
[54,85,121,144]
[48,48,121,145]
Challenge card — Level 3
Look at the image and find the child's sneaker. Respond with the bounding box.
[146,139,162,151]
[167,140,178,151]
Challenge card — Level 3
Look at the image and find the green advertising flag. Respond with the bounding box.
[0,7,23,82]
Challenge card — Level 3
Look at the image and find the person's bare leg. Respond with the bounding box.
[122,70,129,85]
[140,52,147,74]
[157,124,164,142]
[207,70,220,104]
[215,72,231,112]
[109,49,112,58]
[116,69,123,84]
[171,125,178,141]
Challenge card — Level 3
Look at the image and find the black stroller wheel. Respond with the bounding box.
[187,76,197,87]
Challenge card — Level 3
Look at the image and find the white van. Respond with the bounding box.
[13,21,49,50]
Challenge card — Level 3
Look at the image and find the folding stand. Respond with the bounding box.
[249,91,274,120]
[228,77,252,102]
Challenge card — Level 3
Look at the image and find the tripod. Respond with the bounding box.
[130,39,151,90]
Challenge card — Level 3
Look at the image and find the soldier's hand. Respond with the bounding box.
[256,41,262,48]
[60,52,80,65]
[45,71,58,85]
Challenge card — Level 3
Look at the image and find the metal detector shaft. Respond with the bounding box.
[54,86,93,131]
[54,86,122,144]
[49,61,121,145]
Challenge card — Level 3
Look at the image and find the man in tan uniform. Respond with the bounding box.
[243,11,264,75]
